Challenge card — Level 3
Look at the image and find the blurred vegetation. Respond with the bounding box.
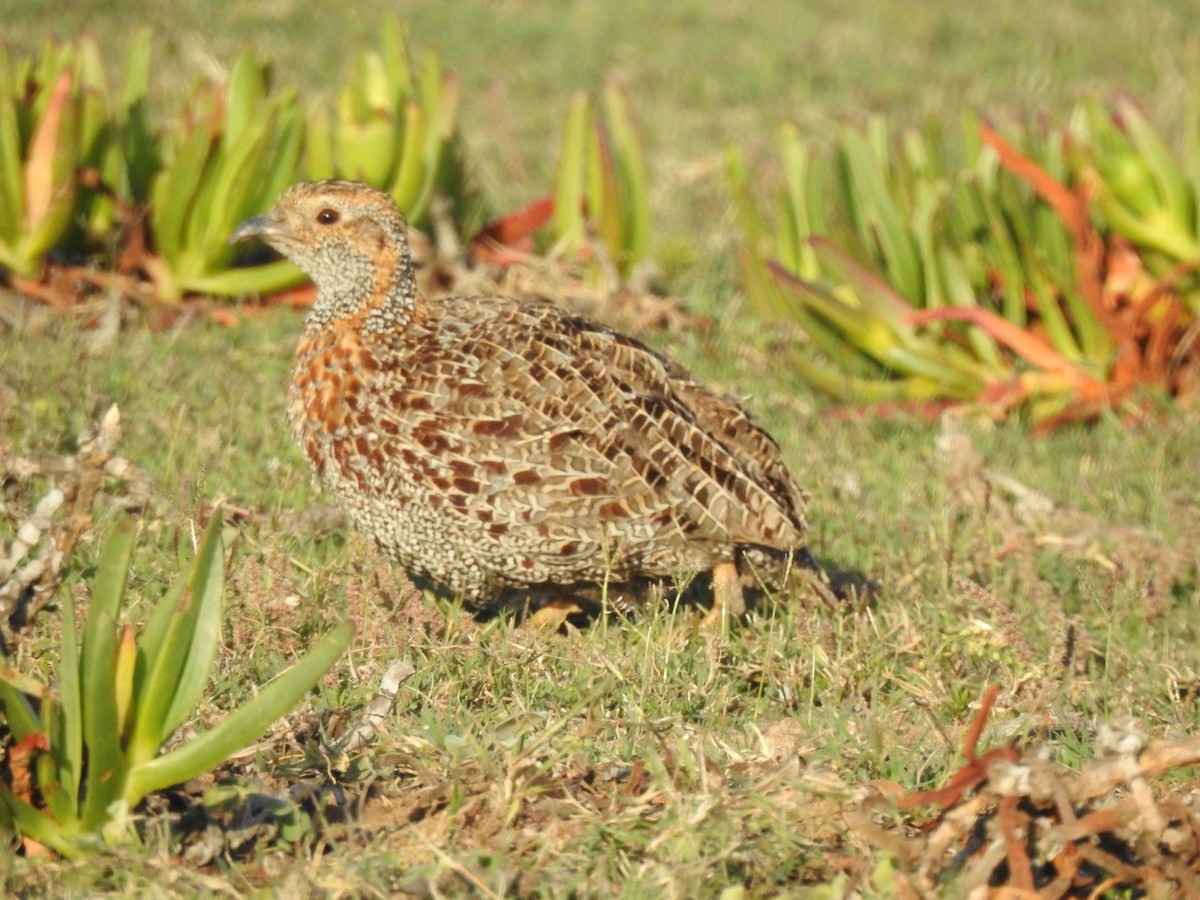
[729,99,1200,426]
[2,7,1199,424]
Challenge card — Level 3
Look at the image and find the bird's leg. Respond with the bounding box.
[702,560,745,632]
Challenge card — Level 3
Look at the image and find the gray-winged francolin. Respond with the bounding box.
[231,180,820,626]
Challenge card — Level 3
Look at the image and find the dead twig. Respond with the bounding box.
[849,686,1200,895]
[0,404,136,646]
[330,659,417,762]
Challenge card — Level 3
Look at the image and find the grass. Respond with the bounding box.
[3,2,1200,895]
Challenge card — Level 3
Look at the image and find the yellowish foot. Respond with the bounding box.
[527,596,585,631]
[701,560,745,633]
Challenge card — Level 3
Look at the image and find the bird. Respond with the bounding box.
[231,180,820,627]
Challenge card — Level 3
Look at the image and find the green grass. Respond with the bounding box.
[3,2,1200,894]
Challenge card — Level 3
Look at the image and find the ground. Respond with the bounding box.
[2,2,1200,895]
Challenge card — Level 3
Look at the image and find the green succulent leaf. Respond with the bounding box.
[554,91,591,251]
[602,78,651,271]
[78,519,136,830]
[1113,94,1195,237]
[836,126,924,302]
[777,123,820,280]
[304,102,336,181]
[391,100,429,218]
[180,258,304,297]
[0,93,24,246]
[0,511,350,857]
[49,582,83,823]
[150,101,218,267]
[127,514,224,767]
[224,50,266,150]
[586,115,618,261]
[1,794,85,859]
[380,16,415,97]
[0,670,42,740]
[127,620,352,801]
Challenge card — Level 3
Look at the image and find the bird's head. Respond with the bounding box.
[231,180,418,328]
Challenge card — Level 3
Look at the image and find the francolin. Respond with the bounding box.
[231,180,819,626]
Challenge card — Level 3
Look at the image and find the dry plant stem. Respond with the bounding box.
[852,679,1200,894]
[0,405,123,644]
[917,792,992,883]
[0,488,64,582]
[897,684,1010,811]
[958,839,1010,895]
[997,795,1034,890]
[1074,735,1200,800]
[333,659,417,760]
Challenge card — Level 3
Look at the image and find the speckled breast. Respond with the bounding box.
[286,325,631,601]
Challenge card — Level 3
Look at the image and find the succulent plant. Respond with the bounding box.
[141,50,307,302]
[0,515,351,857]
[552,79,651,282]
[303,15,480,236]
[0,40,84,280]
[729,103,1200,426]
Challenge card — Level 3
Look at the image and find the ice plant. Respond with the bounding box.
[303,15,477,234]
[552,79,652,281]
[140,50,306,302]
[729,102,1200,427]
[0,42,82,280]
[0,515,351,857]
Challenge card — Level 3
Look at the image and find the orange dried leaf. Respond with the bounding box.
[979,121,1111,331]
[8,732,50,804]
[209,308,242,327]
[472,195,555,265]
[907,306,1084,376]
[979,122,1075,223]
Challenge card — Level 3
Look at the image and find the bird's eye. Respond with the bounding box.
[316,208,340,225]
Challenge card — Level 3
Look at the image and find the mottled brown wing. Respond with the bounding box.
[665,374,810,524]
[364,298,806,559]
[567,316,810,534]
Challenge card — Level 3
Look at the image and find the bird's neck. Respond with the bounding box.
[304,248,424,336]
[357,257,423,334]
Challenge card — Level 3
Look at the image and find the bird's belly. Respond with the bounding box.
[315,451,720,601]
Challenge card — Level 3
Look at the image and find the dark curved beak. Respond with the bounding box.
[229,213,289,246]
